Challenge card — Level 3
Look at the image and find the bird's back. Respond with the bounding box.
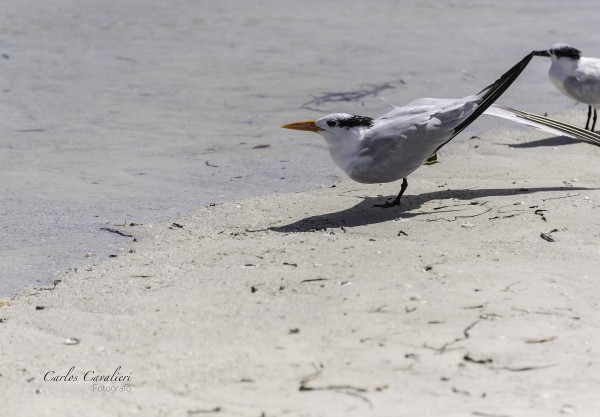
[345,97,478,183]
[334,52,535,184]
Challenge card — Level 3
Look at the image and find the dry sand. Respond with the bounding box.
[2,113,600,416]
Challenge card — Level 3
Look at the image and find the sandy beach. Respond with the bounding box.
[3,1,600,415]
[2,111,600,415]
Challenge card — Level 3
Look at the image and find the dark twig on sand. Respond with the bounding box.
[100,227,134,238]
[424,320,481,354]
[301,80,404,111]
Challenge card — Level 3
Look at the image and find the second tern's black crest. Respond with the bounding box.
[551,45,582,60]
[337,115,374,128]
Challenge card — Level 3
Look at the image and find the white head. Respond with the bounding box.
[282,113,373,141]
[282,113,375,173]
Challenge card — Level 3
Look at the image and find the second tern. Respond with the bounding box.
[534,44,600,131]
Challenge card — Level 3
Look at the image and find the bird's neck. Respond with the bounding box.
[321,129,365,173]
[549,57,579,80]
[548,57,579,99]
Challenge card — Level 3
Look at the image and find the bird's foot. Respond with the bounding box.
[373,178,407,209]
[373,198,401,209]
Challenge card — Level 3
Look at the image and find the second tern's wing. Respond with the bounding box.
[563,76,600,106]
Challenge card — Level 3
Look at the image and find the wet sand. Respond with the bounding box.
[2,0,599,295]
[2,1,600,415]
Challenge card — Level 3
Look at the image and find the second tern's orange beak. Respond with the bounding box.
[281,120,324,133]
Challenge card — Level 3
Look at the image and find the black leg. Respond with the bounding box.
[585,105,592,130]
[373,178,408,208]
[592,108,598,131]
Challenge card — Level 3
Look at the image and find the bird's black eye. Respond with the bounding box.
[327,120,337,127]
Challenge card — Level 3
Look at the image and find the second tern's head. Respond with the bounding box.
[534,43,582,60]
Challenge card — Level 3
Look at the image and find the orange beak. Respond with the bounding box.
[281,120,324,133]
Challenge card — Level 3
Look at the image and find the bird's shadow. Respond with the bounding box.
[506,135,580,148]
[271,186,593,233]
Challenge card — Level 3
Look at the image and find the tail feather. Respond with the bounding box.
[433,51,535,154]
[485,105,600,147]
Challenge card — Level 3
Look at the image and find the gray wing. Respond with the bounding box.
[347,98,476,182]
[377,97,470,120]
[364,96,478,151]
[564,76,600,106]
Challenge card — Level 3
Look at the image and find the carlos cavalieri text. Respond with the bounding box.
[44,366,131,382]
